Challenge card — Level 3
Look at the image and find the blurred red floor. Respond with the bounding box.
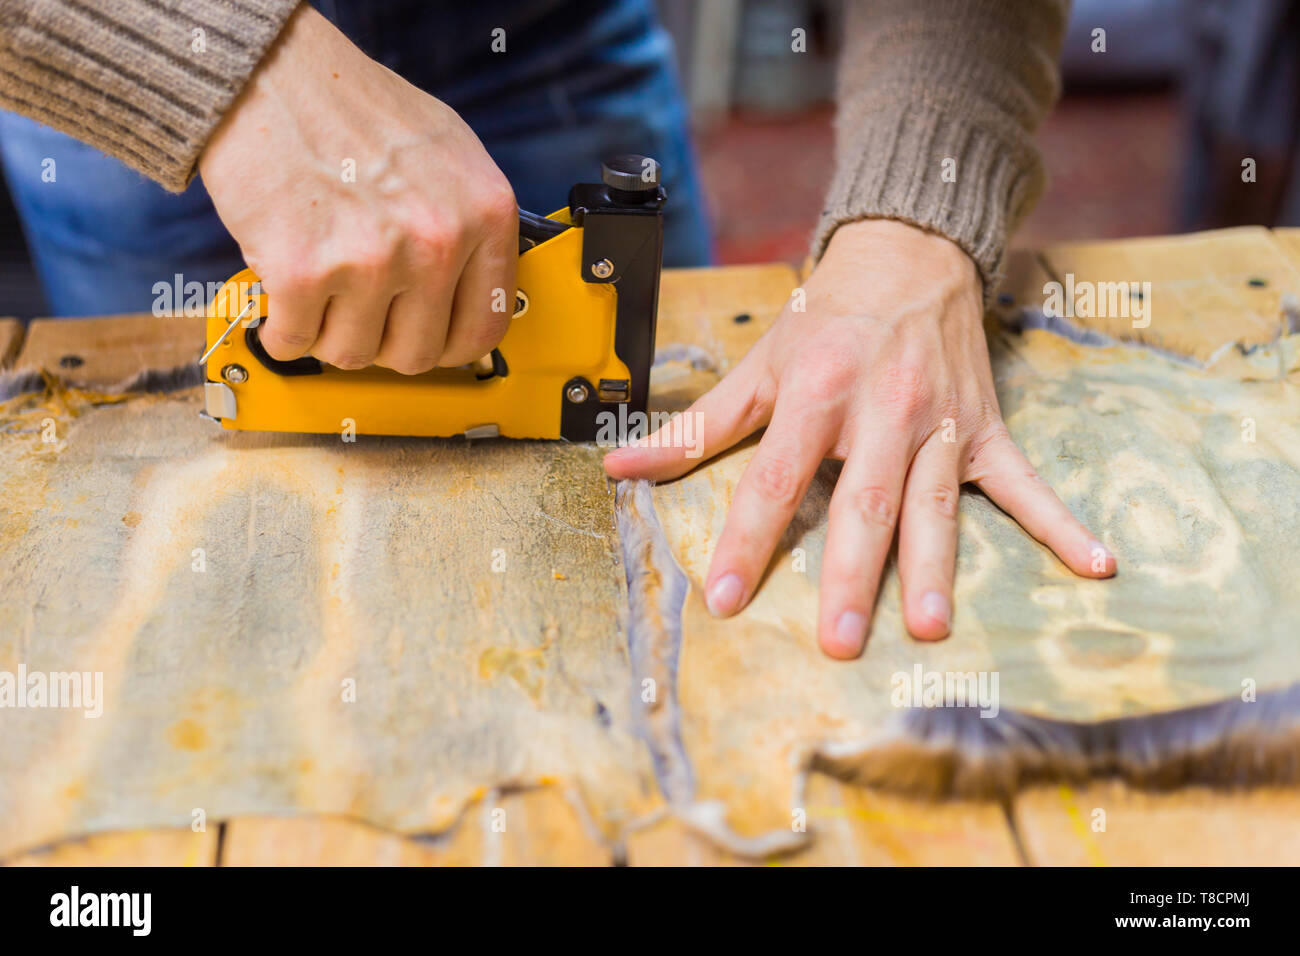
[696,90,1181,266]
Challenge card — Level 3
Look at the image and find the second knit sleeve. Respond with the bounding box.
[814,0,1070,297]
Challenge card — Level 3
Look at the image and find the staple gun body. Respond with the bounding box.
[203,156,665,441]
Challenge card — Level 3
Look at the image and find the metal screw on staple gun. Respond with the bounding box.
[566,383,590,403]
[222,364,249,384]
[591,258,614,279]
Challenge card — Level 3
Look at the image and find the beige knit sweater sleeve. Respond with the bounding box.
[817,0,1069,293]
[0,0,300,191]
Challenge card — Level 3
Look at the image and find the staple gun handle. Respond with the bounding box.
[228,209,566,377]
[518,208,569,252]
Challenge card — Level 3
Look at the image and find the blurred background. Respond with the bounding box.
[1,0,1296,317]
[662,0,1299,263]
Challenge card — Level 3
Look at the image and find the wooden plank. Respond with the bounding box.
[486,788,612,866]
[991,247,1056,315]
[799,777,1020,866]
[1273,228,1300,273]
[223,817,480,867]
[1040,226,1300,359]
[625,775,1020,866]
[15,313,203,388]
[656,263,796,368]
[0,318,23,369]
[4,827,218,866]
[1014,783,1300,866]
[223,788,611,866]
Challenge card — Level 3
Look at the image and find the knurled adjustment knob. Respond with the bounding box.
[602,154,660,195]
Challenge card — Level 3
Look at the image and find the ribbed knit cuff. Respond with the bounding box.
[812,98,1045,303]
[0,0,301,191]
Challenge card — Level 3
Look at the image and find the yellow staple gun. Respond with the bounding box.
[202,155,665,441]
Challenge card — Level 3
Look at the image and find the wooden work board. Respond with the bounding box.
[3,228,1300,866]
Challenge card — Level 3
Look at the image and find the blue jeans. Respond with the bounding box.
[0,0,711,316]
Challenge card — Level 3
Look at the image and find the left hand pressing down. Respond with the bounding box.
[603,218,1116,659]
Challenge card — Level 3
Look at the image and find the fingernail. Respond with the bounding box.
[921,590,951,627]
[833,610,869,653]
[706,573,745,617]
[1088,540,1114,573]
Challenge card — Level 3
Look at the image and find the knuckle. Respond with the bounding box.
[966,398,1004,436]
[320,348,375,370]
[482,182,519,225]
[967,419,1012,465]
[788,369,846,409]
[442,314,508,365]
[264,326,315,350]
[466,310,510,351]
[261,327,315,359]
[263,264,322,299]
[923,483,960,521]
[407,217,458,266]
[873,364,930,421]
[346,243,394,280]
[787,344,857,403]
[1020,465,1048,485]
[934,395,962,428]
[841,485,897,529]
[750,454,801,509]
